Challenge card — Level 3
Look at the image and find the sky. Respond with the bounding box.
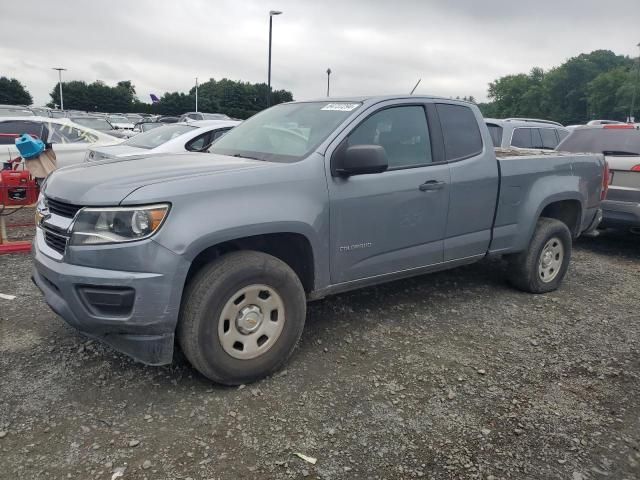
[1,0,640,107]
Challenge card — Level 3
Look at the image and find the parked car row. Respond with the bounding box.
[0,116,117,167]
[0,116,239,167]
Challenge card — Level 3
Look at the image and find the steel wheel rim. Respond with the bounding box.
[218,284,286,360]
[538,237,564,283]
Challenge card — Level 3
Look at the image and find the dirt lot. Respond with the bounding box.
[0,229,638,480]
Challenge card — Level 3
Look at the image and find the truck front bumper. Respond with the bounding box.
[32,229,189,365]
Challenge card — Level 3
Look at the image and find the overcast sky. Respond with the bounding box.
[2,0,639,107]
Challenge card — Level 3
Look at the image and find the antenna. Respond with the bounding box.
[410,78,421,95]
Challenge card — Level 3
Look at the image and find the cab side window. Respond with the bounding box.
[346,106,432,169]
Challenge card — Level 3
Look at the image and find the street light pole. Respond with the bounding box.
[267,10,282,107]
[52,67,66,111]
[326,68,332,97]
[195,77,198,113]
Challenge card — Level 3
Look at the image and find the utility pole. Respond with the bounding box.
[326,68,332,97]
[52,67,67,111]
[195,77,198,113]
[267,10,283,107]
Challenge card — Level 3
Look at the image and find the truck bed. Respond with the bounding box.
[489,148,605,254]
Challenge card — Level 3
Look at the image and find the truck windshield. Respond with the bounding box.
[209,101,362,162]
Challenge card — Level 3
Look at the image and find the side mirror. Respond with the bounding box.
[332,144,388,177]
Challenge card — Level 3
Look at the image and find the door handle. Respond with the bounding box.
[419,180,445,191]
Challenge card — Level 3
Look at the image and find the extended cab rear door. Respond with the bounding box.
[432,103,500,261]
[326,100,450,284]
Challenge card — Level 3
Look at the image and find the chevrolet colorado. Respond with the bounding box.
[33,96,606,384]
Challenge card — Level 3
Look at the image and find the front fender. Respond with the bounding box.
[125,154,331,292]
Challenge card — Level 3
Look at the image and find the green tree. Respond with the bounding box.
[48,79,145,112]
[487,70,543,118]
[0,77,33,105]
[173,78,293,119]
[482,50,636,124]
[542,50,632,124]
[154,92,194,116]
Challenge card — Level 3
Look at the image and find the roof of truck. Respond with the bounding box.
[290,95,476,105]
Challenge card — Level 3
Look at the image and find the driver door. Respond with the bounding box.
[327,103,450,284]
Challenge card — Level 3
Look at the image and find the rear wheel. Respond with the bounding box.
[178,251,306,385]
[507,217,572,293]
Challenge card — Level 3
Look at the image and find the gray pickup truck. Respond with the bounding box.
[33,96,606,385]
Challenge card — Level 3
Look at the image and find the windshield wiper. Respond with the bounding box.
[603,150,640,156]
[232,153,261,161]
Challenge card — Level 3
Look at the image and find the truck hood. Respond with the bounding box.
[44,152,267,205]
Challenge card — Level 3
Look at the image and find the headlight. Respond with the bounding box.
[35,193,47,226]
[69,204,170,245]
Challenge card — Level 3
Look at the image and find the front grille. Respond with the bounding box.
[47,197,82,218]
[43,228,68,255]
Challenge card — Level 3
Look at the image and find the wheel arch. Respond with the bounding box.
[538,198,583,238]
[183,229,317,295]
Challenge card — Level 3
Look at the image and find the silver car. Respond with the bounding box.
[86,120,239,161]
[558,125,640,230]
[485,118,570,150]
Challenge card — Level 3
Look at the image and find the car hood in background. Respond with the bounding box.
[44,152,269,205]
[89,144,149,160]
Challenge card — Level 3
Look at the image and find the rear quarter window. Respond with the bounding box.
[486,123,503,147]
[435,104,483,160]
[557,129,569,141]
[540,128,559,149]
[511,128,532,148]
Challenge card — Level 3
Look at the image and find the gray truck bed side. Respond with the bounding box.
[490,150,605,254]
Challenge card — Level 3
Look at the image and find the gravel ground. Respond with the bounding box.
[0,229,638,480]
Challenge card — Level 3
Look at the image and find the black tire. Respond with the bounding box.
[177,251,306,385]
[507,217,572,294]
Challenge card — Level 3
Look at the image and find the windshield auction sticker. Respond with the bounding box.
[321,103,360,111]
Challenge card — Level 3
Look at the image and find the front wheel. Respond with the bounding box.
[507,217,572,293]
[177,251,307,385]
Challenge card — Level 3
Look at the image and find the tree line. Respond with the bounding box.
[45,78,292,119]
[478,50,640,125]
[0,76,293,119]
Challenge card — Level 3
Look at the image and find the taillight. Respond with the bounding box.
[632,165,640,172]
[601,161,610,200]
[603,124,635,129]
